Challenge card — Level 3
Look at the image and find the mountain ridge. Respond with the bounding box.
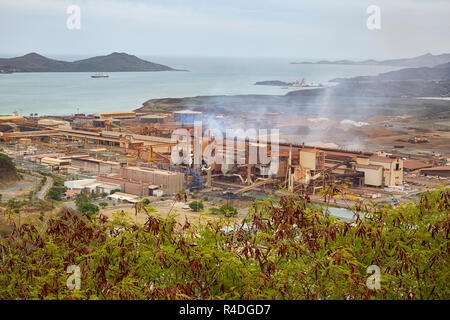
[0,52,180,72]
[291,53,450,68]
[293,61,450,98]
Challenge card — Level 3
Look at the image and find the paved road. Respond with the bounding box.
[37,176,53,200]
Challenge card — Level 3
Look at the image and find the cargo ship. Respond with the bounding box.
[91,73,109,78]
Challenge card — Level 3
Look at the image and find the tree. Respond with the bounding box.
[99,202,108,209]
[48,188,62,201]
[75,193,98,216]
[189,201,204,212]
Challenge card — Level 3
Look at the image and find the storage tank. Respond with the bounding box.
[173,110,202,123]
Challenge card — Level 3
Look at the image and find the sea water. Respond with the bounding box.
[0,56,401,116]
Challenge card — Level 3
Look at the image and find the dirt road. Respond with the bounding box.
[37,176,53,200]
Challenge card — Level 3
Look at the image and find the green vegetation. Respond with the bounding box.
[4,199,27,209]
[219,204,238,217]
[0,188,448,300]
[99,202,108,209]
[191,192,199,199]
[145,205,157,213]
[189,201,204,212]
[139,198,150,205]
[53,176,65,187]
[209,204,238,217]
[48,187,63,201]
[80,203,99,216]
[74,193,99,216]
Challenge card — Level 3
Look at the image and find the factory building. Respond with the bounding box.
[94,166,185,197]
[70,156,121,174]
[354,155,403,187]
[140,115,166,124]
[64,179,97,190]
[355,164,383,187]
[403,160,432,172]
[369,156,403,187]
[37,119,69,127]
[40,157,71,170]
[0,115,24,123]
[120,166,184,194]
[97,175,150,197]
[173,110,202,123]
[299,148,325,171]
[420,166,450,177]
[93,119,121,128]
[96,111,136,119]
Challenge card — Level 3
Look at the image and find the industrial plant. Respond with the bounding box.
[1,109,448,210]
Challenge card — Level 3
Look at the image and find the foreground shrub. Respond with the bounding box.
[0,188,448,300]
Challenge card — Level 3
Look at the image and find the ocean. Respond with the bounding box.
[0,56,401,116]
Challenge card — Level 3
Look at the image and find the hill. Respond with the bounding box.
[0,153,19,184]
[336,62,450,82]
[70,52,175,72]
[318,61,450,98]
[292,53,450,68]
[0,52,178,72]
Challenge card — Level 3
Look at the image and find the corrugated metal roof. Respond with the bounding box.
[403,160,432,170]
[98,112,136,115]
[0,116,24,121]
[420,166,450,171]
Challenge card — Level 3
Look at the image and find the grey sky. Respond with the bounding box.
[1,0,449,60]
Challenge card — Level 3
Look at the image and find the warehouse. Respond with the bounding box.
[64,179,96,190]
[403,160,432,172]
[140,115,166,124]
[70,157,121,174]
[96,175,150,197]
[420,166,450,177]
[96,182,121,194]
[120,166,185,194]
[41,157,71,169]
[96,111,136,119]
[93,119,121,128]
[0,115,24,123]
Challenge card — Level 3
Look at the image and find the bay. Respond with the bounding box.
[0,56,401,116]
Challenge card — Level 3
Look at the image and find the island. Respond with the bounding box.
[254,80,290,86]
[255,78,323,88]
[0,52,184,73]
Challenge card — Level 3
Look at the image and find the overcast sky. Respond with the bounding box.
[1,0,449,60]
